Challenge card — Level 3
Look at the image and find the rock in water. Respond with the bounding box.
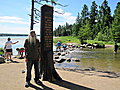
[55,58,66,63]
[72,58,80,62]
[66,58,71,62]
[54,56,59,59]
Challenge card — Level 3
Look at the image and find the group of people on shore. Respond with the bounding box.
[3,30,42,87]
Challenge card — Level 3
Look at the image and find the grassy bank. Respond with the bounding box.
[85,40,114,45]
[53,36,115,45]
[53,36,80,44]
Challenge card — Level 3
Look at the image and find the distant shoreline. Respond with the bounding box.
[0,33,40,36]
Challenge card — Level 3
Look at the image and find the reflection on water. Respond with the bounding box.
[55,48,120,73]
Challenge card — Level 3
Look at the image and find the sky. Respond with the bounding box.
[0,0,119,35]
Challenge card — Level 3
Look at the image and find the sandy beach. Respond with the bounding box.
[0,57,120,90]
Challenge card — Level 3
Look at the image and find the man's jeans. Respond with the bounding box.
[26,60,39,82]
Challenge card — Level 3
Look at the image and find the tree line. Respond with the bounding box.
[53,0,120,43]
[0,33,28,36]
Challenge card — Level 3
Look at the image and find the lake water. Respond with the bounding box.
[0,36,120,74]
[59,48,120,73]
[55,45,120,74]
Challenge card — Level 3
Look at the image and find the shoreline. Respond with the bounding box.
[56,67,120,79]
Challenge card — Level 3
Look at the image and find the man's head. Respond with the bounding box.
[28,30,37,45]
[30,30,36,37]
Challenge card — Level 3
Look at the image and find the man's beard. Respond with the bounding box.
[28,35,36,45]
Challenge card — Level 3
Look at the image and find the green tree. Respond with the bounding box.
[78,19,91,43]
[54,22,73,36]
[112,2,120,42]
[76,12,80,24]
[98,0,113,41]
[81,4,89,26]
[54,25,62,36]
[89,1,99,39]
[72,23,77,36]
[73,13,81,36]
[78,4,90,41]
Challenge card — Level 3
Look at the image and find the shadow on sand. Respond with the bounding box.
[4,60,20,64]
[27,80,94,90]
[10,59,23,63]
[29,83,53,90]
[50,80,94,90]
[11,60,20,63]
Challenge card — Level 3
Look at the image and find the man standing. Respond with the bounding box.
[24,30,42,87]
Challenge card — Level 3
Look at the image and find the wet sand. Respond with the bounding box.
[0,58,120,90]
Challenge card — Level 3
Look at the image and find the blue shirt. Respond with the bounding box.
[56,42,61,47]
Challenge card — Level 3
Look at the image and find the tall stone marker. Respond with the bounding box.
[40,5,62,81]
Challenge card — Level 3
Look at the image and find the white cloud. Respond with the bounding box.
[0,16,29,24]
[0,16,22,20]
[0,8,76,34]
[0,25,40,34]
[0,16,41,34]
[54,8,76,29]
[0,26,29,34]
[0,16,34,34]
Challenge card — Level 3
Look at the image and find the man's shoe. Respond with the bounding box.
[35,80,43,85]
[25,82,30,88]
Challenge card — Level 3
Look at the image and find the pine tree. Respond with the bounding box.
[76,13,80,24]
[98,0,113,41]
[77,4,90,42]
[73,13,81,36]
[81,4,89,26]
[112,2,120,42]
[89,1,99,39]
[78,19,91,43]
